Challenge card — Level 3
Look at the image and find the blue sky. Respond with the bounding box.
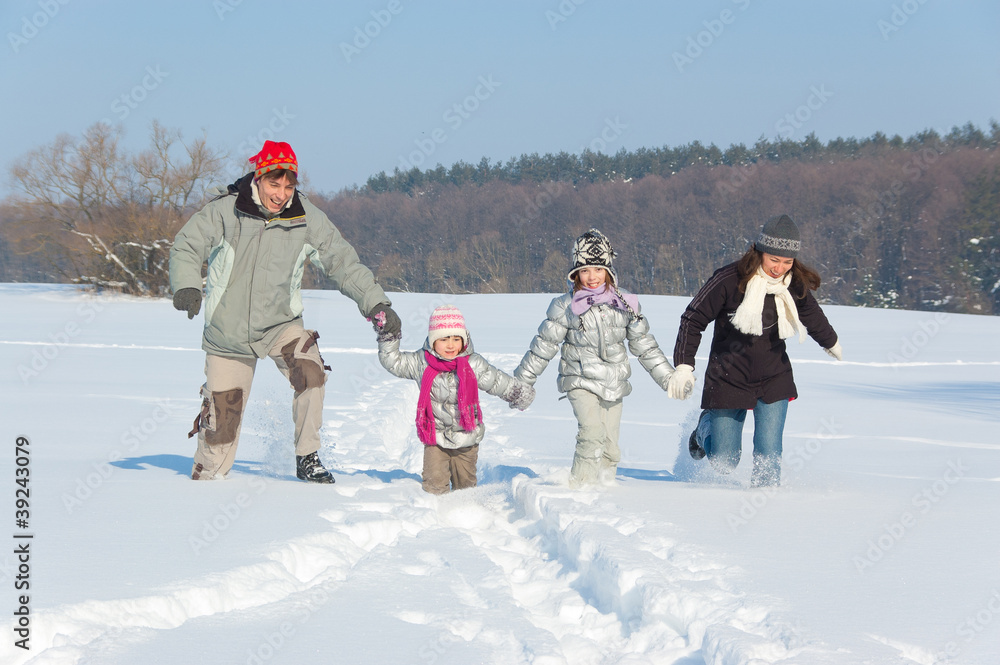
[3,0,998,196]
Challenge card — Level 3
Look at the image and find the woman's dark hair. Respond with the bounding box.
[736,246,821,297]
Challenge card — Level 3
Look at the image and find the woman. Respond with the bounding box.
[667,215,842,487]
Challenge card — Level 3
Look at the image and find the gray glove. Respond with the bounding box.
[506,382,536,411]
[367,303,401,337]
[172,288,202,320]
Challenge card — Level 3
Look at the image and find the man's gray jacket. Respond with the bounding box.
[170,174,388,358]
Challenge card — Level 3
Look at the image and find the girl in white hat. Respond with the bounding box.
[514,229,675,487]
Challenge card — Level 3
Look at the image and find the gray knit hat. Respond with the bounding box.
[568,228,617,283]
[755,214,801,258]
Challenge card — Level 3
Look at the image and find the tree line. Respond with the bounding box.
[2,121,998,315]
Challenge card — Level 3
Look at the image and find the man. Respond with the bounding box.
[169,140,400,483]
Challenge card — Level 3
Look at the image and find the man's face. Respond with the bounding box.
[258,174,295,213]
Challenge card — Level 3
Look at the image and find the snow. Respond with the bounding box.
[2,284,999,664]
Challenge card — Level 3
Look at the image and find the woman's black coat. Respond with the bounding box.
[672,262,838,410]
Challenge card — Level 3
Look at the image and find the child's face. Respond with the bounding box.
[433,335,465,359]
[577,267,608,290]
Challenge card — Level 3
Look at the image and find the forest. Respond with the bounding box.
[2,120,998,314]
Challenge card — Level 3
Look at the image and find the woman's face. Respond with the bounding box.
[761,253,794,279]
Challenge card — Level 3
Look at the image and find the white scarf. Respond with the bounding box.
[730,267,806,342]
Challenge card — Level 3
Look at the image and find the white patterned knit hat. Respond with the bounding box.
[427,305,468,347]
[755,215,801,258]
[567,228,618,283]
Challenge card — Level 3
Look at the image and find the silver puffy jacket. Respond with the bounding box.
[378,333,527,450]
[514,291,674,402]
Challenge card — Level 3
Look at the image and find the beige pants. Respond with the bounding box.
[566,388,623,486]
[421,444,479,494]
[191,326,327,480]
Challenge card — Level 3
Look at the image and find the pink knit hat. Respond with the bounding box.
[428,305,468,347]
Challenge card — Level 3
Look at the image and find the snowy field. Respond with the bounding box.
[1,283,998,665]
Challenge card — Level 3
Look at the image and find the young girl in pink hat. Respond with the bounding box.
[376,305,535,494]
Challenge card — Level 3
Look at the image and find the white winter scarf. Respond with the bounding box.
[730,267,806,342]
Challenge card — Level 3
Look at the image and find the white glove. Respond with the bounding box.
[824,340,843,361]
[667,364,696,400]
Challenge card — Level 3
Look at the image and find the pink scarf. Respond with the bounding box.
[416,351,482,446]
[570,285,640,316]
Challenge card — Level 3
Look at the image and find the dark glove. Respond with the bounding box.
[367,303,401,336]
[172,288,202,319]
[506,382,536,411]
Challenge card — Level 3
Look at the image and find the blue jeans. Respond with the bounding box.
[705,399,788,487]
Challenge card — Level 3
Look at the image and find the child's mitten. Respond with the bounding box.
[506,382,536,411]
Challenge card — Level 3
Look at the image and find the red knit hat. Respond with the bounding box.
[249,141,298,179]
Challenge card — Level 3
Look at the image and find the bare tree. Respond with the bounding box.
[9,121,227,295]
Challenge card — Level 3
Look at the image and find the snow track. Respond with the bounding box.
[5,367,856,665]
[8,479,837,664]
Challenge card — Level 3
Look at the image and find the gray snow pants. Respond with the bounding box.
[567,388,623,486]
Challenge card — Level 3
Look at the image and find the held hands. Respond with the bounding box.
[666,364,696,400]
[172,288,202,319]
[824,340,843,361]
[506,382,536,411]
[367,303,401,337]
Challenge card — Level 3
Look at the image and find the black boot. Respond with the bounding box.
[296,452,335,484]
[688,411,709,460]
